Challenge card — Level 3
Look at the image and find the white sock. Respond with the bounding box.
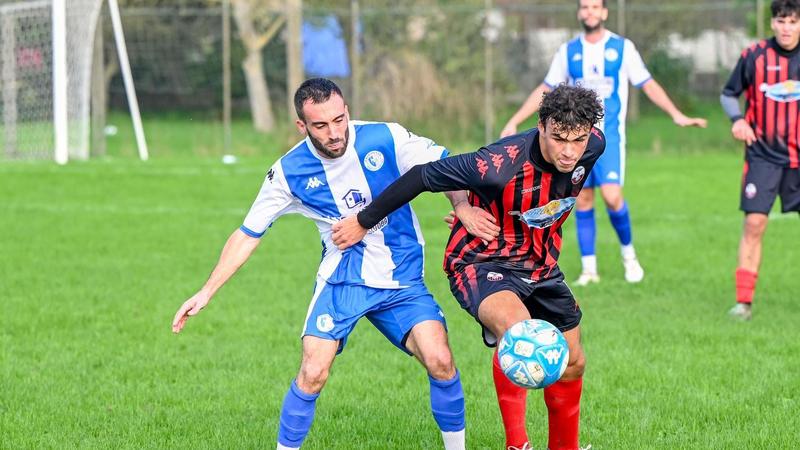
[581,255,597,274]
[621,244,637,261]
[441,429,465,450]
[277,444,299,450]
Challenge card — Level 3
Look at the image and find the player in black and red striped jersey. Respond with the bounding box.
[332,85,604,450]
[721,0,800,321]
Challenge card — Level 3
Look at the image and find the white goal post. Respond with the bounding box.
[1,0,147,163]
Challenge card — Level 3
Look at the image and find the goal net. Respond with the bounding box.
[1,0,103,161]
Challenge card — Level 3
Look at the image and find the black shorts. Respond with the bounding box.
[447,262,582,347]
[741,157,800,214]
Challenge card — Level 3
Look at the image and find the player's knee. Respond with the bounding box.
[423,348,456,380]
[744,215,768,238]
[297,363,330,393]
[564,351,586,378]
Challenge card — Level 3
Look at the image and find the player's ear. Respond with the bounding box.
[295,118,307,135]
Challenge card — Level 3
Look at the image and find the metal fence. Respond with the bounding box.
[103,1,759,141]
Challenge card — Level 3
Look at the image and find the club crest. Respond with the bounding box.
[510,197,576,229]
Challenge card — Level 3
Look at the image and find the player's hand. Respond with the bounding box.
[731,119,757,146]
[452,203,500,244]
[172,290,211,333]
[673,113,707,128]
[500,123,517,138]
[331,215,368,250]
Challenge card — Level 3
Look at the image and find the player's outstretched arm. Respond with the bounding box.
[500,83,552,138]
[172,229,261,333]
[641,79,707,128]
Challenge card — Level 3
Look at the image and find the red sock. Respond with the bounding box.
[492,350,529,448]
[735,268,758,304]
[543,377,583,450]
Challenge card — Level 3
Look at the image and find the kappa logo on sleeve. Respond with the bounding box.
[490,153,505,173]
[504,145,520,163]
[476,157,489,179]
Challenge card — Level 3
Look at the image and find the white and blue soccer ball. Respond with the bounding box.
[497,319,569,389]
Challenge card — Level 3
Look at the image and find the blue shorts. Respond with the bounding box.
[302,279,447,355]
[584,141,624,188]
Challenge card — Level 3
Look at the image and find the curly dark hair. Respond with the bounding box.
[539,84,604,133]
[772,0,800,18]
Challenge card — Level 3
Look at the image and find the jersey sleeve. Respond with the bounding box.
[543,43,569,88]
[240,162,296,238]
[722,51,751,98]
[623,39,652,87]
[421,144,510,196]
[388,122,449,174]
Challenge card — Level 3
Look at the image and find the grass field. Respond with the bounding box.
[2,110,799,449]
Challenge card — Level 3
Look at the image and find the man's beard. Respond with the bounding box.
[309,127,349,159]
[581,19,603,33]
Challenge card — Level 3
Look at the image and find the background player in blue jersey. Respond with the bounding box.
[500,0,707,286]
[333,85,605,450]
[171,78,497,450]
[721,0,800,320]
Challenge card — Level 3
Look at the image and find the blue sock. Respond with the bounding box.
[575,209,596,257]
[277,380,320,448]
[429,370,466,432]
[608,202,632,246]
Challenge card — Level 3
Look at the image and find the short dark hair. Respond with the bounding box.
[577,0,607,7]
[539,84,604,133]
[294,78,344,122]
[772,0,800,18]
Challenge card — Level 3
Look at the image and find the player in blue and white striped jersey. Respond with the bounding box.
[172,79,498,450]
[501,0,706,288]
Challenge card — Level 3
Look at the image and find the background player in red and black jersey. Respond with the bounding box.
[332,85,605,450]
[721,0,800,321]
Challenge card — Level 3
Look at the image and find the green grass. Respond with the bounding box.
[2,111,799,449]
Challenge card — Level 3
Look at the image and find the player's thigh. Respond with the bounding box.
[778,166,800,213]
[297,335,340,391]
[741,159,782,214]
[576,186,595,210]
[366,283,446,355]
[477,290,531,342]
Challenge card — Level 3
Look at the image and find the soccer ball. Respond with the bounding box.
[497,319,569,389]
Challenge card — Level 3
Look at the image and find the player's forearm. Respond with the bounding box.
[357,164,429,229]
[444,190,469,210]
[200,229,260,298]
[506,84,550,127]
[720,94,744,122]
[642,79,683,119]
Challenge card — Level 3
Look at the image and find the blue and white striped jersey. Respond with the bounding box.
[240,120,448,289]
[544,30,651,154]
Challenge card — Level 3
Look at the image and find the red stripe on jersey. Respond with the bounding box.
[792,112,800,168]
[765,48,777,143]
[444,225,470,273]
[464,264,479,294]
[515,162,536,266]
[528,172,552,275]
[453,270,469,303]
[500,172,518,258]
[754,54,765,139]
[778,55,788,143]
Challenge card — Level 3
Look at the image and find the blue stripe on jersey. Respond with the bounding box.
[567,38,583,82]
[603,36,625,153]
[281,142,341,221]
[354,123,424,284]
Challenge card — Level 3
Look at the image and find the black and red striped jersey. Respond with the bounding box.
[420,127,605,281]
[723,38,800,168]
